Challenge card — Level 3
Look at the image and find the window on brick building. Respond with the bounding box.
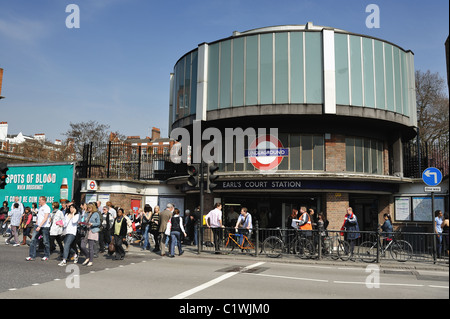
[346,137,383,174]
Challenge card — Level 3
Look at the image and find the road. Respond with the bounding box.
[0,239,448,305]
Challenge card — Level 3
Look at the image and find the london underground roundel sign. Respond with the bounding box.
[246,135,289,171]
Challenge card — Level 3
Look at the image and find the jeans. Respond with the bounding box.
[81,237,96,261]
[29,226,50,258]
[142,224,151,250]
[62,234,77,260]
[170,231,183,256]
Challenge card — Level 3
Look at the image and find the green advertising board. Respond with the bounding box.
[0,162,75,208]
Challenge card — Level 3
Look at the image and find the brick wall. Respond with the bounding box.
[325,134,346,172]
[325,192,349,230]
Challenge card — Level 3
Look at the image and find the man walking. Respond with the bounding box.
[26,196,51,261]
[205,202,224,254]
[159,203,174,256]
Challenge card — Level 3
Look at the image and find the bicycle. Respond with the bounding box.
[358,232,413,263]
[323,232,351,261]
[262,228,315,259]
[224,228,255,254]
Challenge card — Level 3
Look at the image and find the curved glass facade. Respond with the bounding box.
[170,26,415,125]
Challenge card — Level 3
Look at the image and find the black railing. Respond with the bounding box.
[196,224,449,265]
[79,142,187,180]
[79,140,448,181]
[403,140,449,178]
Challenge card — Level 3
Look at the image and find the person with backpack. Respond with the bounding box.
[168,208,186,258]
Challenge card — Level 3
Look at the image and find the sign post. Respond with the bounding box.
[422,167,442,264]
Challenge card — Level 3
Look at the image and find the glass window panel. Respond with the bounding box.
[350,35,363,106]
[220,40,231,109]
[313,135,324,171]
[278,133,289,170]
[245,135,255,171]
[275,33,289,104]
[245,35,258,106]
[260,33,273,105]
[176,58,185,118]
[393,47,402,114]
[207,43,220,110]
[184,54,191,117]
[346,137,355,171]
[371,139,378,174]
[305,32,323,103]
[301,135,313,170]
[374,40,385,109]
[232,37,245,107]
[400,52,409,116]
[363,38,375,108]
[335,33,349,105]
[355,138,363,172]
[290,134,301,170]
[364,139,370,173]
[384,44,395,112]
[190,51,198,115]
[290,32,304,103]
[377,141,383,175]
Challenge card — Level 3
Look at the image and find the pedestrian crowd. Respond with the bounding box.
[0,196,200,265]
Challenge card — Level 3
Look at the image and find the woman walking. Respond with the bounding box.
[58,204,80,266]
[169,208,186,257]
[80,203,100,266]
[141,204,152,251]
[112,208,128,260]
[150,205,161,253]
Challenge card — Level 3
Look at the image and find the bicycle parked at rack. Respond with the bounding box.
[358,231,413,263]
[224,229,255,254]
[322,232,352,261]
[262,228,315,259]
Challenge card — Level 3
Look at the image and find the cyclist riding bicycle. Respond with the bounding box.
[380,213,393,247]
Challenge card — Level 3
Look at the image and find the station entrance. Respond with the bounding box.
[221,193,322,229]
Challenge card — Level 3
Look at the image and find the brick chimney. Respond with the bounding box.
[151,127,160,141]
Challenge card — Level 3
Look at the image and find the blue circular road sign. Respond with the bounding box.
[422,167,443,186]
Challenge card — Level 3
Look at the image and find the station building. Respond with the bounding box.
[167,22,445,231]
[167,23,448,231]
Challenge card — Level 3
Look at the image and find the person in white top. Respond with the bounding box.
[58,204,80,266]
[205,202,224,254]
[26,196,51,261]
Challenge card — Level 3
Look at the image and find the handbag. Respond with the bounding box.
[108,241,115,254]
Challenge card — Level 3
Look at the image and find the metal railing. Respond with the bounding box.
[79,142,187,180]
[196,223,449,265]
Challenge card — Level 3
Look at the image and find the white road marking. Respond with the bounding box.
[170,262,266,299]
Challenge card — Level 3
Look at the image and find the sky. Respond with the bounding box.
[0,0,448,142]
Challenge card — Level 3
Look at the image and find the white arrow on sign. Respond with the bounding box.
[424,170,438,184]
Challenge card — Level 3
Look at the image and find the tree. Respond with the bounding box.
[62,121,111,159]
[415,70,449,145]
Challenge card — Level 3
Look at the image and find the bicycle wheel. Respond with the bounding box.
[241,237,255,254]
[358,241,377,263]
[337,240,351,261]
[294,238,314,259]
[262,236,284,258]
[390,240,413,262]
